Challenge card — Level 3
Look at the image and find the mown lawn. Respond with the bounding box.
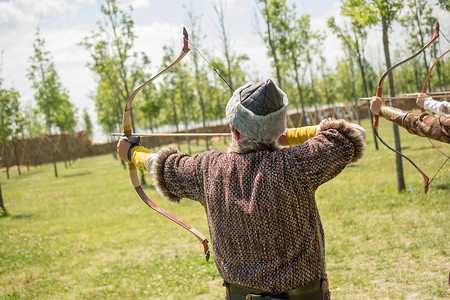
[1,118,448,299]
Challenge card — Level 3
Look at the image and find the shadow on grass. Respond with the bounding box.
[0,208,8,217]
[11,214,33,219]
[0,212,33,219]
[62,171,93,178]
[433,183,449,190]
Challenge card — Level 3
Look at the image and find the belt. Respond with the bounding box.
[224,279,331,300]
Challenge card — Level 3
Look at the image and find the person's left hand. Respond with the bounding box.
[370,96,386,115]
[117,139,131,163]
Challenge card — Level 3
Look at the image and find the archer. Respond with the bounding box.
[118,79,366,299]
[370,96,449,144]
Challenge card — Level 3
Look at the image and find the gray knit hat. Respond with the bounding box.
[226,79,288,140]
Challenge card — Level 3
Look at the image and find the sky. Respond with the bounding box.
[0,0,449,142]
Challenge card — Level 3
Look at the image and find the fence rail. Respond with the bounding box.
[1,100,399,169]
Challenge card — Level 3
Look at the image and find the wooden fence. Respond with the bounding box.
[1,99,397,169]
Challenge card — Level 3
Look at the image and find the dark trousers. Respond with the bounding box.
[223,279,331,300]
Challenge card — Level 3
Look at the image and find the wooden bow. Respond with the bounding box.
[123,27,210,261]
[420,47,449,158]
[416,46,450,186]
[373,21,440,194]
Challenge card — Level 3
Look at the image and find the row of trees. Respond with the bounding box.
[82,0,448,192]
[0,29,94,182]
[0,0,449,205]
[82,0,448,135]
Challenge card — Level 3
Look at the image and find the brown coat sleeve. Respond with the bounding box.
[403,113,450,144]
[379,105,450,143]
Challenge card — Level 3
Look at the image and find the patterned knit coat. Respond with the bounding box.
[403,113,449,143]
[151,118,365,293]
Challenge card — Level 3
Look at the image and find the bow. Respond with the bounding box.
[420,47,449,157]
[373,21,440,194]
[416,47,450,186]
[123,27,210,261]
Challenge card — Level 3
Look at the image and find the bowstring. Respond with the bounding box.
[185,38,235,92]
[426,157,449,189]
[439,29,450,44]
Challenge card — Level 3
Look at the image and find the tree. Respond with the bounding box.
[54,98,78,167]
[305,32,325,123]
[399,0,437,92]
[343,0,406,192]
[0,77,20,179]
[93,79,122,158]
[22,104,45,169]
[139,76,161,135]
[255,0,288,89]
[10,102,25,175]
[330,9,374,145]
[214,0,234,94]
[0,181,5,216]
[82,0,152,184]
[437,0,449,11]
[28,27,74,177]
[282,14,315,126]
[82,108,93,137]
[81,0,150,135]
[213,0,250,95]
[186,7,212,150]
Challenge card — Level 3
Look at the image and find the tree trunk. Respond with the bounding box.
[309,63,319,124]
[215,0,234,95]
[0,181,6,216]
[382,14,406,193]
[47,114,58,178]
[294,65,308,126]
[354,32,378,149]
[2,140,10,179]
[170,90,181,150]
[262,0,283,89]
[412,0,430,90]
[12,140,21,176]
[192,60,210,151]
[181,100,192,156]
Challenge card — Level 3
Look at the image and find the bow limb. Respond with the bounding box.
[421,48,449,96]
[373,21,440,194]
[123,27,210,262]
[420,48,450,159]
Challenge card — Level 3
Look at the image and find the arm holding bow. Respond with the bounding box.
[370,96,450,144]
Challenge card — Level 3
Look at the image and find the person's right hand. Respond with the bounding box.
[416,92,427,108]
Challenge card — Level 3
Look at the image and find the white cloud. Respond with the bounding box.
[1,0,446,142]
[0,1,35,28]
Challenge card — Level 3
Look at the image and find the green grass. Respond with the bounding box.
[0,119,448,299]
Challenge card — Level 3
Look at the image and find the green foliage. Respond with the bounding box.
[22,104,46,139]
[80,0,151,134]
[27,27,76,134]
[79,0,447,141]
[438,0,450,11]
[0,119,448,298]
[342,0,403,27]
[82,108,93,137]
[0,78,21,143]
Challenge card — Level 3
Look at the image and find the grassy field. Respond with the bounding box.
[0,119,448,299]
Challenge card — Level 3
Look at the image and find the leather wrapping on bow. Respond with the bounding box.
[123,27,210,262]
[373,21,440,194]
